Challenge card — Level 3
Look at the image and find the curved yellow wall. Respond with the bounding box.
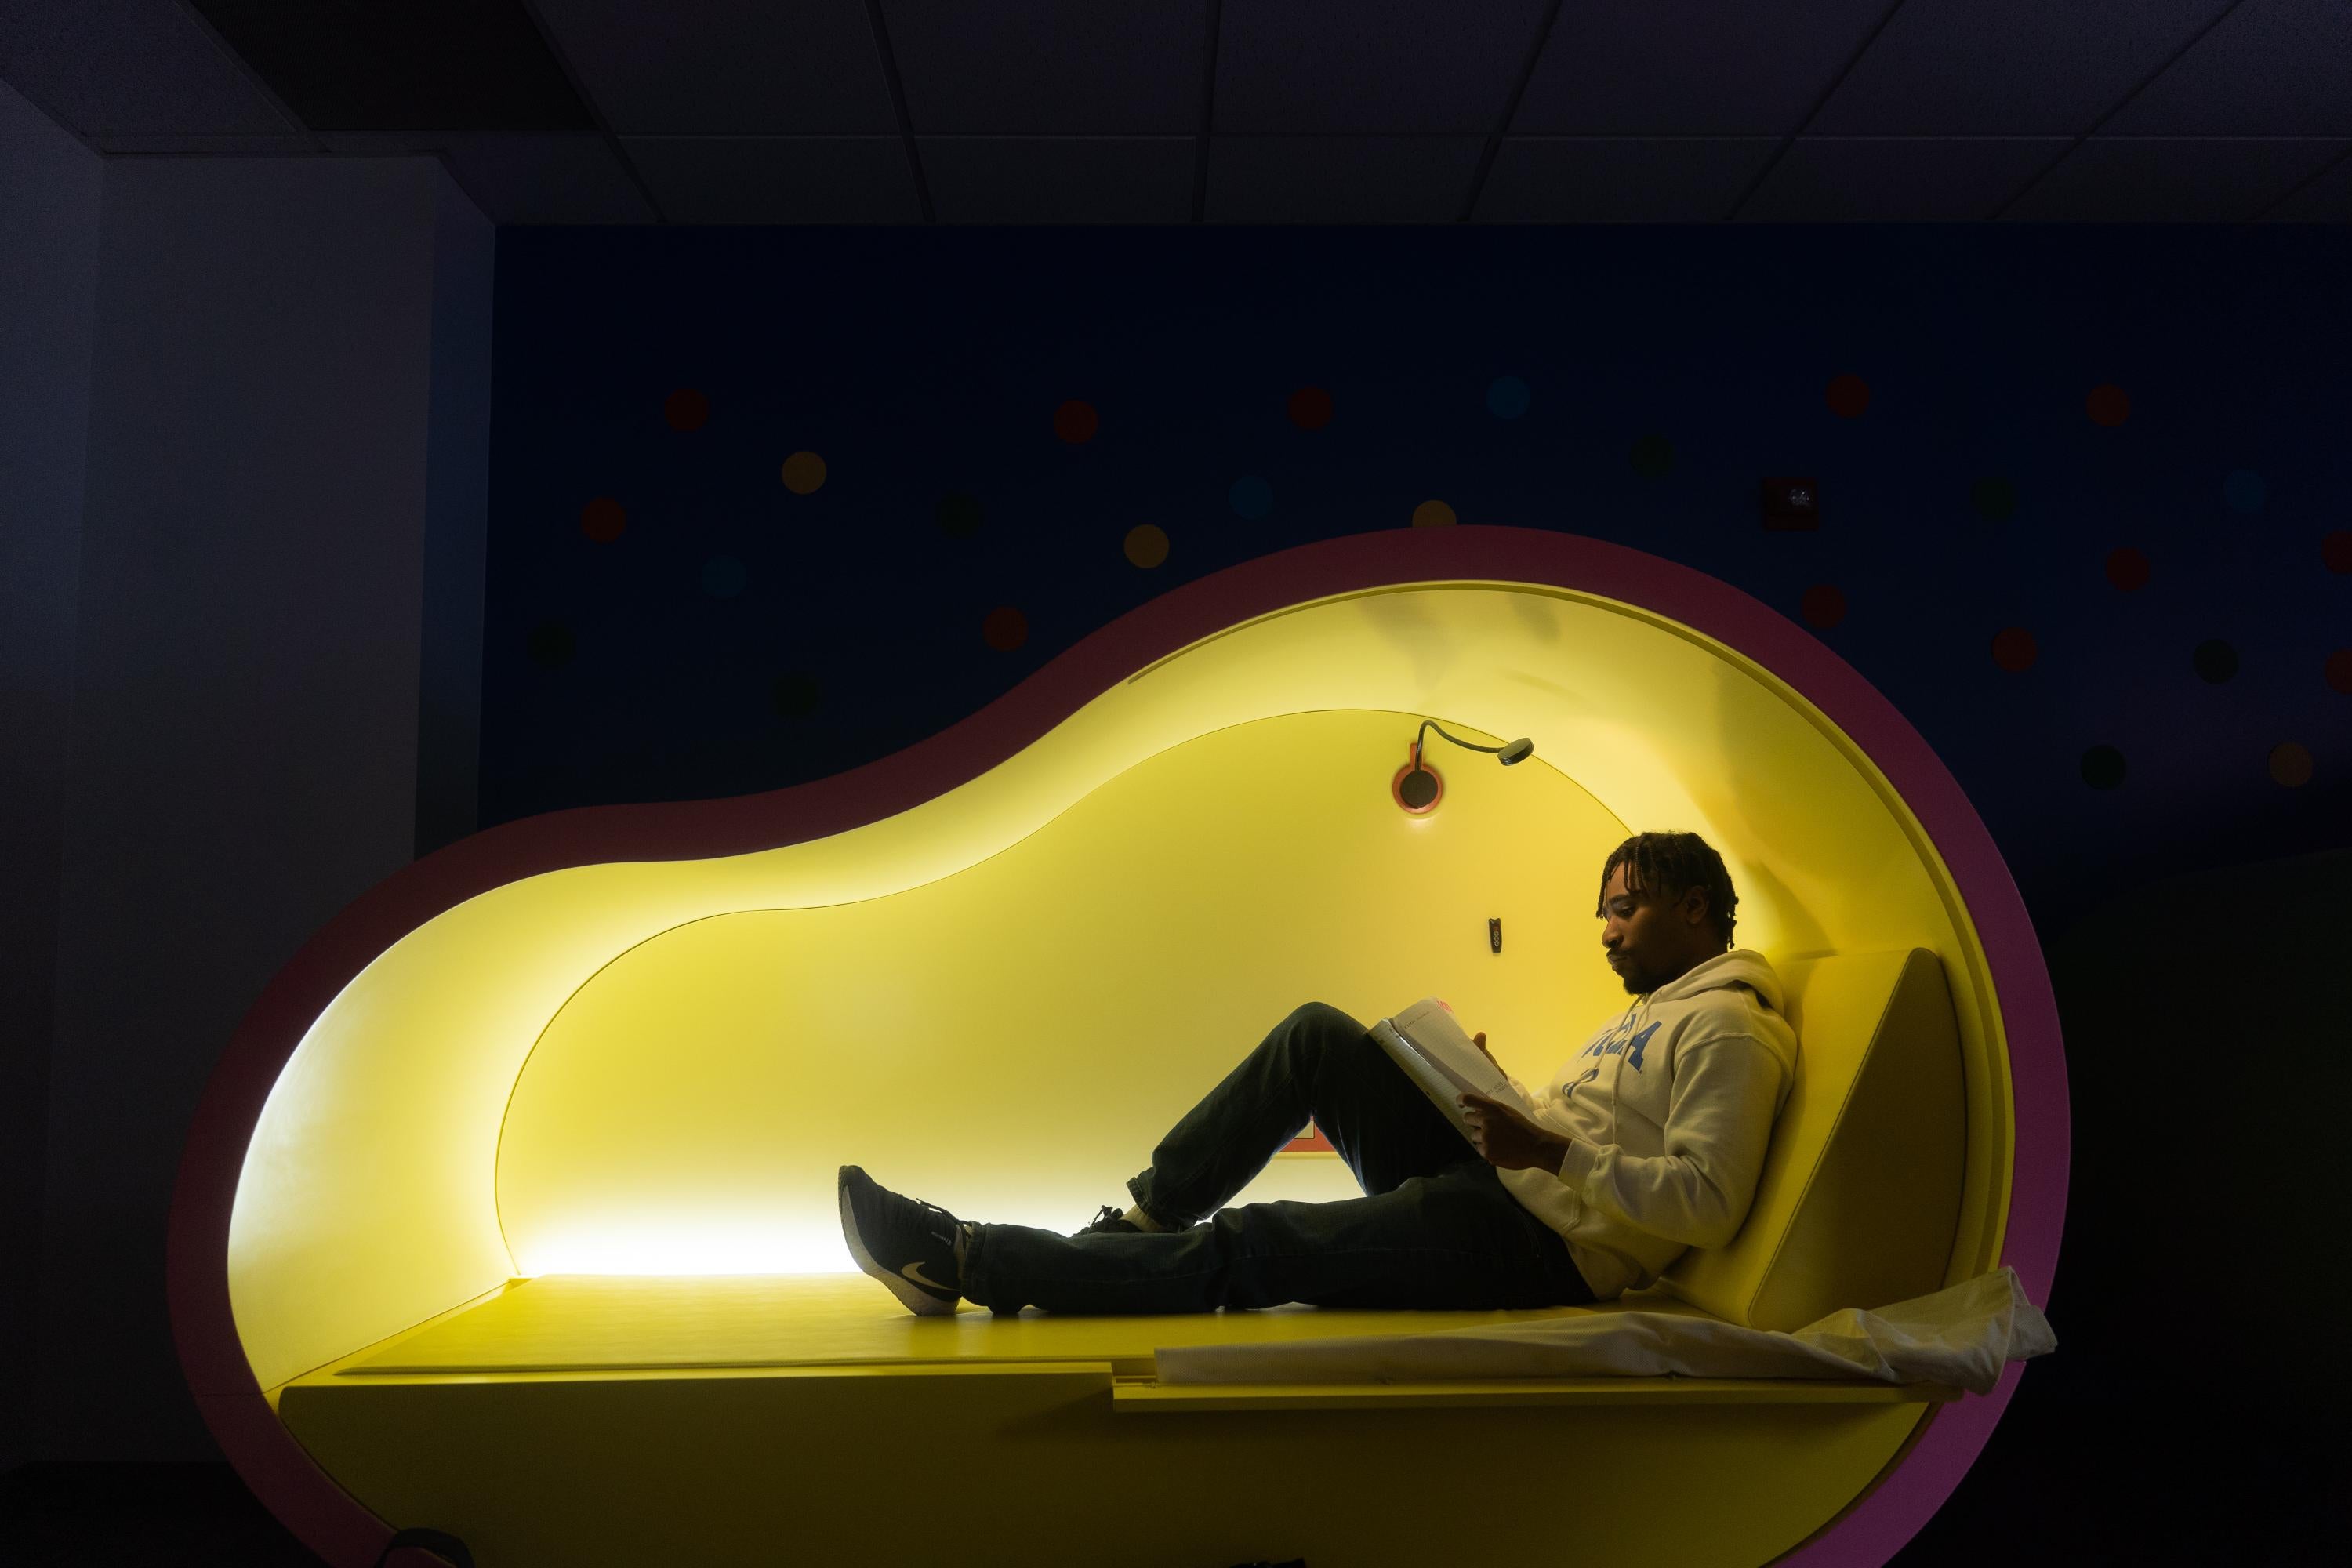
[494,709,1629,1272]
[228,582,2011,1393]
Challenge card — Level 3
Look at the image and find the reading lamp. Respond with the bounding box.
[1393,720,1535,815]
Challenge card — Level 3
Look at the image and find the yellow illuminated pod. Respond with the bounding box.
[205,561,2032,1568]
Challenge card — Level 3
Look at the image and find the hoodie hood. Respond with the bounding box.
[1611,946,1797,1083]
[1646,947,1785,1014]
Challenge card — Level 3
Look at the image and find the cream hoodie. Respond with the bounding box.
[1496,948,1798,1301]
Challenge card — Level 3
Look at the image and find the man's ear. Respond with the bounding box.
[1679,884,1710,928]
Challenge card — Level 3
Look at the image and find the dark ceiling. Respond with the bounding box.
[5,0,2349,223]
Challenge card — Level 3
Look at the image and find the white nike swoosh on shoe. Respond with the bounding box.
[900,1259,953,1293]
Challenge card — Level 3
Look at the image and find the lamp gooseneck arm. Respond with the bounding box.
[1416,718,1504,759]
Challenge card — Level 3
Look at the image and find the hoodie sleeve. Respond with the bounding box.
[1548,1033,1785,1250]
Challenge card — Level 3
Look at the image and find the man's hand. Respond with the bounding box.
[1458,1087,1571,1172]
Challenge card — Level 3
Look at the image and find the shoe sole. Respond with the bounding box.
[837,1168,959,1316]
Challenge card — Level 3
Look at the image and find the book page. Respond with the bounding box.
[1370,997,1521,1143]
[1390,998,1515,1100]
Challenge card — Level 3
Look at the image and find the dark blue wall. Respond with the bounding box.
[481,228,2352,1555]
[484,224,2350,941]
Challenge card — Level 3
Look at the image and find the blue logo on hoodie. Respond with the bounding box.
[1584,1019,1661,1072]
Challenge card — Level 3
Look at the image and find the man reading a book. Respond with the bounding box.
[840,829,1798,1316]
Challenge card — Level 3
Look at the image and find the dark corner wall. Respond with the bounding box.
[5,64,2349,1560]
[1,67,100,1483]
[1,74,491,1468]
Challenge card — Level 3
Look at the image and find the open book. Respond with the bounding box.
[1370,997,1524,1145]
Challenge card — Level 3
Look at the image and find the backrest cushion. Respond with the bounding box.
[1653,947,1966,1331]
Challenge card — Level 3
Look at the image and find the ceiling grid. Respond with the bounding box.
[0,0,2340,223]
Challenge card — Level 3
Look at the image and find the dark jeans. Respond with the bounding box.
[957,1001,1597,1314]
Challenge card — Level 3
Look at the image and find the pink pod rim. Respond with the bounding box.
[167,524,2065,1566]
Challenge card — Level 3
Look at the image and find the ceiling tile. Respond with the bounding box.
[1739,137,2072,221]
[917,136,1193,223]
[2261,146,2352,220]
[1810,0,2235,136]
[94,132,318,154]
[2105,0,2352,136]
[530,1,895,134]
[185,0,589,132]
[1207,135,1485,222]
[325,132,657,224]
[318,131,462,155]
[1475,138,1778,222]
[1214,0,1552,134]
[882,2,1202,134]
[620,136,919,223]
[2001,136,2351,220]
[0,0,292,136]
[1512,0,1890,135]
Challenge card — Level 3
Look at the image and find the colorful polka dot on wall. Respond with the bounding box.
[2105,546,2151,591]
[1991,627,2038,672]
[781,452,826,495]
[665,389,709,432]
[2192,639,2238,683]
[1801,585,1846,629]
[1630,434,1674,479]
[2326,649,2352,695]
[702,555,747,599]
[2322,530,2352,573]
[982,607,1029,651]
[1972,477,2016,521]
[771,673,822,719]
[1054,401,1098,444]
[2085,384,2130,426]
[1824,375,1871,419]
[527,622,575,670]
[1229,476,1273,520]
[2269,742,2314,788]
[1411,500,1457,528]
[2080,745,2126,790]
[1486,377,1530,419]
[1288,387,1334,430]
[580,496,626,543]
[1124,524,1170,568]
[2223,470,2263,514]
[938,492,982,538]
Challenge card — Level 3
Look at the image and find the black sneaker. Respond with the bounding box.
[1074,1203,1142,1237]
[838,1166,964,1316]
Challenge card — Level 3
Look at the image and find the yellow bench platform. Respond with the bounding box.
[277,1276,1960,1568]
[289,1271,1964,1403]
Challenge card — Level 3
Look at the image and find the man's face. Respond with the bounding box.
[1598,863,1690,995]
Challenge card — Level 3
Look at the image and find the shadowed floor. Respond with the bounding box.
[0,1461,319,1565]
[2,1387,2339,1568]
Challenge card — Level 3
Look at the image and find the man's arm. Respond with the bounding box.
[1463,1034,1785,1250]
[1457,1090,1569,1170]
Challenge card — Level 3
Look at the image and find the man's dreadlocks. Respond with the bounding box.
[1596,831,1738,950]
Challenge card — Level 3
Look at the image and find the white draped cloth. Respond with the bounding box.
[1155,1266,2056,1396]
